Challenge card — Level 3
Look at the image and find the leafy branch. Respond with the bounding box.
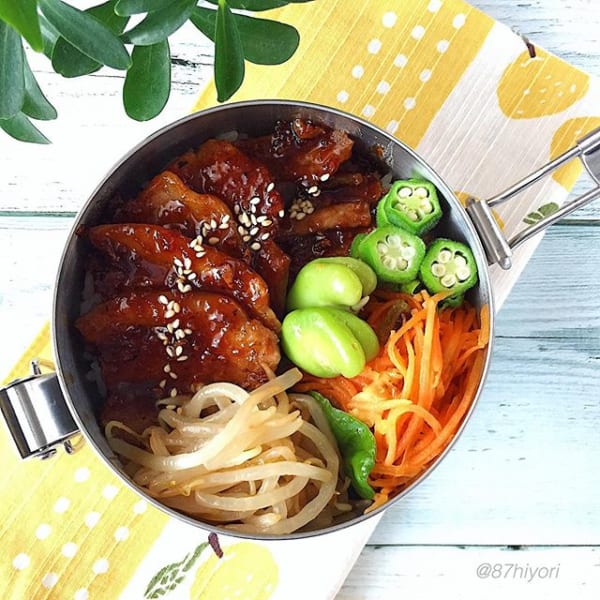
[0,0,313,144]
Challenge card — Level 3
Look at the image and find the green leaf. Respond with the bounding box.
[192,7,299,65]
[0,20,25,119]
[39,0,131,70]
[115,0,176,16]
[123,41,170,120]
[22,53,57,120]
[121,0,196,46]
[0,112,50,144]
[39,12,59,58]
[214,0,244,102]
[182,542,208,571]
[523,202,559,225]
[206,0,289,10]
[0,0,43,52]
[51,0,129,78]
[143,543,208,600]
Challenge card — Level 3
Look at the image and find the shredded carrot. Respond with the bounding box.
[295,290,489,509]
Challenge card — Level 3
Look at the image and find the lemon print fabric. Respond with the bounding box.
[191,541,278,600]
[550,116,600,189]
[497,48,589,119]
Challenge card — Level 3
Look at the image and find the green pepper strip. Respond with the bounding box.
[310,392,376,500]
[378,178,442,236]
[281,307,379,378]
[419,238,478,296]
[357,225,426,285]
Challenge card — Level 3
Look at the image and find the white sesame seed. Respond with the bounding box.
[184,328,192,335]
[164,364,171,373]
[261,232,270,240]
[208,237,219,245]
[250,196,260,205]
[243,235,251,242]
[159,379,166,388]
[250,204,257,214]
[182,268,192,276]
[210,219,217,230]
[177,356,188,362]
[251,242,261,251]
[165,309,175,319]
[156,331,167,341]
[166,346,175,357]
[175,329,185,340]
[223,214,230,223]
[296,212,307,220]
[320,173,330,182]
[257,215,267,223]
[250,214,257,225]
[250,226,259,236]
[181,284,192,293]
[290,211,298,219]
[187,272,197,281]
[176,267,185,277]
[158,295,168,305]
[175,346,183,357]
[189,238,198,249]
[278,209,285,218]
[166,323,174,333]
[172,302,180,313]
[173,258,183,267]
[267,182,275,192]
[219,222,228,230]
[169,372,178,380]
[306,206,315,214]
[237,225,246,235]
[183,257,192,269]
[240,213,250,226]
[308,185,318,194]
[234,205,240,214]
[170,319,179,329]
[263,219,273,226]
[170,388,177,398]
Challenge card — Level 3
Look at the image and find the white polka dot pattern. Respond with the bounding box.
[42,572,59,589]
[93,558,109,575]
[54,497,70,513]
[381,11,397,28]
[12,553,30,570]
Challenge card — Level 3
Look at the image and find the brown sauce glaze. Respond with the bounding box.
[77,290,279,433]
[78,118,386,434]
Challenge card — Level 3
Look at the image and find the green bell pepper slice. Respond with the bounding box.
[281,307,379,378]
[356,225,426,284]
[310,391,376,499]
[419,238,478,296]
[378,178,442,236]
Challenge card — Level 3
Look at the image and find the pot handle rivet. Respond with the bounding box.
[0,360,79,460]
[466,127,600,269]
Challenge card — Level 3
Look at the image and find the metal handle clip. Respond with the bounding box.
[466,127,600,269]
[0,360,79,459]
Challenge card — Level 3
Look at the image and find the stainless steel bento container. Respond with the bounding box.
[2,100,599,539]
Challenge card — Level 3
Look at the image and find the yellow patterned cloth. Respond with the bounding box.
[2,2,598,599]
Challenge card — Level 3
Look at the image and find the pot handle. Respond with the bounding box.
[465,127,600,269]
[0,359,79,460]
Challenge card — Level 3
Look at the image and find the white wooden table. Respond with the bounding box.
[1,2,599,598]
